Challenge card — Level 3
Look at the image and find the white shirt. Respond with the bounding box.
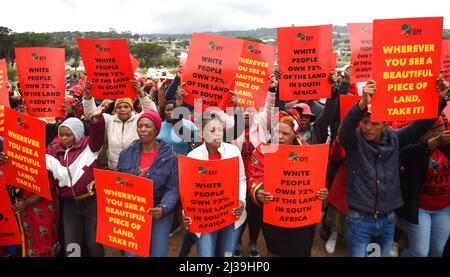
[187,142,247,237]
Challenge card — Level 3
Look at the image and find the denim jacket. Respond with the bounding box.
[116,139,179,215]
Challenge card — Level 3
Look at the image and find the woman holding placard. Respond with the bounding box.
[183,112,247,257]
[248,108,329,257]
[116,110,179,257]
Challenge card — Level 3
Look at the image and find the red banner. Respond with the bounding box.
[263,144,329,228]
[0,59,8,138]
[182,33,243,110]
[178,155,239,233]
[234,40,275,109]
[3,107,51,200]
[331,52,337,71]
[340,95,361,123]
[130,54,139,72]
[441,40,450,81]
[348,23,373,83]
[278,25,333,101]
[94,169,153,257]
[0,59,9,108]
[15,48,65,117]
[77,38,135,99]
[0,185,22,246]
[371,17,443,122]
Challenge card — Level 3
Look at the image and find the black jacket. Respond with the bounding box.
[338,99,447,214]
[399,140,450,224]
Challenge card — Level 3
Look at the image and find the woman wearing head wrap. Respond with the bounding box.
[116,110,179,257]
[183,112,247,257]
[82,80,158,170]
[45,106,106,257]
[247,109,329,257]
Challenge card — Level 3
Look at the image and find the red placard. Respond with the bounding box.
[331,52,337,71]
[371,17,443,122]
[0,59,9,108]
[0,185,22,246]
[178,155,239,233]
[348,23,373,83]
[3,107,51,200]
[263,144,328,228]
[277,25,333,101]
[340,95,361,123]
[441,40,450,81]
[234,40,275,109]
[77,38,135,99]
[94,169,153,257]
[130,54,139,72]
[15,48,65,117]
[0,59,8,138]
[182,33,243,110]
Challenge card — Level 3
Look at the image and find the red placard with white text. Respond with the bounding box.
[441,40,450,81]
[263,144,329,228]
[78,38,135,99]
[0,185,22,246]
[3,107,51,200]
[182,33,243,110]
[178,155,239,233]
[234,40,275,109]
[95,169,153,257]
[15,48,65,117]
[371,17,443,122]
[348,23,373,82]
[278,25,333,101]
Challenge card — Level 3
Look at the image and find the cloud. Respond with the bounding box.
[1,0,449,34]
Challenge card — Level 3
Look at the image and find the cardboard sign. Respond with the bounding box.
[77,38,135,99]
[278,25,333,101]
[3,107,51,200]
[182,33,243,110]
[0,185,22,246]
[441,40,450,81]
[15,48,65,117]
[371,17,443,121]
[340,95,361,123]
[234,40,275,109]
[348,23,373,82]
[263,144,329,228]
[130,54,139,72]
[95,169,153,257]
[178,155,239,233]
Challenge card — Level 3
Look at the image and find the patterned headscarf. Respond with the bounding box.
[277,108,302,135]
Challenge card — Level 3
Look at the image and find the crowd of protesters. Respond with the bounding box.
[0,59,449,258]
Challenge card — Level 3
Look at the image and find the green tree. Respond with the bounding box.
[11,32,64,65]
[129,43,166,68]
[0,26,13,65]
[237,36,264,43]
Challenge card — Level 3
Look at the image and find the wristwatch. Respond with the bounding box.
[157,204,166,217]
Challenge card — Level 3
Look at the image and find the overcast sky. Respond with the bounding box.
[2,0,450,34]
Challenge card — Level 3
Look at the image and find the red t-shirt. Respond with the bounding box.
[208,152,222,161]
[420,149,450,211]
[139,148,160,177]
[241,129,255,177]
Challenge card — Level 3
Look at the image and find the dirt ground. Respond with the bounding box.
[104,221,348,257]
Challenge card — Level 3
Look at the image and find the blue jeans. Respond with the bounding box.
[196,224,242,257]
[179,231,196,257]
[124,212,174,257]
[346,209,396,257]
[399,205,450,257]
